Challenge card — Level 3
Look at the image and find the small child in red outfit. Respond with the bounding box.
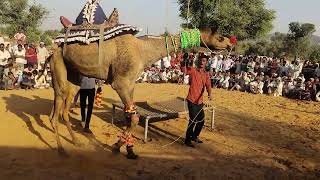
[95,87,103,108]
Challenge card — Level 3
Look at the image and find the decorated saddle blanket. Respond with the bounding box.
[54,24,141,44]
[54,0,141,44]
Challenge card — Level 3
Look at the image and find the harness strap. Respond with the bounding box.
[63,27,71,56]
[170,35,177,53]
[164,32,170,59]
[98,26,104,78]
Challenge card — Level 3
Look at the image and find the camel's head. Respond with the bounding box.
[199,28,233,50]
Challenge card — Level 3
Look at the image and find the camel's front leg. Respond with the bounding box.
[112,79,139,159]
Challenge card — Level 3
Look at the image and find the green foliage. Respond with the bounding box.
[178,0,275,40]
[40,30,61,45]
[0,0,48,43]
[286,22,316,59]
[309,45,320,62]
[235,22,317,61]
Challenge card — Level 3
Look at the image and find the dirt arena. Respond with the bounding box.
[0,83,319,180]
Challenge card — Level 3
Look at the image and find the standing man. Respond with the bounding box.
[13,44,26,70]
[0,43,11,79]
[25,44,38,68]
[182,54,212,147]
[37,42,49,69]
[80,75,96,133]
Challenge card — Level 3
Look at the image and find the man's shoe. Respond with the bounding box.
[126,146,138,160]
[192,138,203,144]
[184,141,195,148]
[83,128,92,134]
[81,122,86,128]
[112,143,121,154]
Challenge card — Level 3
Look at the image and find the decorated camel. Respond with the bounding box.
[48,0,232,158]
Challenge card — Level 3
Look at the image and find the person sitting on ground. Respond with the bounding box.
[274,77,284,97]
[249,77,264,94]
[95,86,103,108]
[239,72,250,92]
[230,73,242,91]
[46,71,52,87]
[221,71,231,89]
[35,69,50,89]
[3,69,15,90]
[20,72,33,90]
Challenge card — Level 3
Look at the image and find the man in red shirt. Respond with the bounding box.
[182,53,212,147]
[25,44,38,68]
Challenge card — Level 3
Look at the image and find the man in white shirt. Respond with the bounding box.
[37,42,49,69]
[315,63,320,78]
[215,55,223,72]
[0,43,11,79]
[14,44,26,70]
[209,53,218,73]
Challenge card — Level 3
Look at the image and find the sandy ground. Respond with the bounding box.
[0,83,319,180]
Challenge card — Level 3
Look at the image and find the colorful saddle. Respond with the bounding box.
[55,1,141,44]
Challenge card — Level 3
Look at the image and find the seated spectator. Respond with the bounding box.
[20,72,33,89]
[274,77,284,97]
[221,72,231,89]
[3,71,15,90]
[46,71,52,87]
[250,78,264,94]
[240,72,251,92]
[24,65,34,73]
[159,69,168,83]
[35,70,50,89]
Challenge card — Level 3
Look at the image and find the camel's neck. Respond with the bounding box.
[138,34,181,67]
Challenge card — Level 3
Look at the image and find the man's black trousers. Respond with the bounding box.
[80,88,95,129]
[185,100,205,142]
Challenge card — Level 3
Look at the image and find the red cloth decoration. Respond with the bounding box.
[230,36,237,45]
[60,16,73,28]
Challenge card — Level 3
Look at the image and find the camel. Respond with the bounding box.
[48,27,232,156]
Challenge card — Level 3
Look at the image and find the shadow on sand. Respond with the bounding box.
[0,145,318,180]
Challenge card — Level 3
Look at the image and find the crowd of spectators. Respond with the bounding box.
[137,52,320,102]
[0,33,52,90]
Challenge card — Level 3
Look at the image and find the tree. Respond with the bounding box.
[309,45,320,62]
[178,0,275,40]
[40,30,61,45]
[0,0,48,42]
[286,22,316,59]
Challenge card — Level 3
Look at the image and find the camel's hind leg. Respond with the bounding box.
[51,94,65,154]
[62,84,81,146]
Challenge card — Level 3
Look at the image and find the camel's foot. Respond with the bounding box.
[126,146,138,160]
[112,143,121,154]
[50,120,55,131]
[57,147,68,157]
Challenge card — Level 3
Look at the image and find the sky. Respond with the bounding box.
[36,0,320,35]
